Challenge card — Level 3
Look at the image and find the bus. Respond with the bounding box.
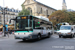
[10,15,53,41]
[56,22,69,30]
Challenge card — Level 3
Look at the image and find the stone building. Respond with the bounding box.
[22,0,57,17]
[0,6,20,24]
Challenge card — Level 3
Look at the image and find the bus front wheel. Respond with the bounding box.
[59,35,61,38]
[37,34,41,40]
[22,39,26,41]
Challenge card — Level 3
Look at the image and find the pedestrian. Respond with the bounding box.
[5,27,9,37]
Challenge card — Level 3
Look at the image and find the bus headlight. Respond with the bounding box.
[29,34,32,38]
[67,32,71,34]
[59,32,61,34]
[29,36,32,38]
[28,34,32,36]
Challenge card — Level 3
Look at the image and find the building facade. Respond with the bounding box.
[62,0,67,10]
[22,0,56,17]
[0,6,20,25]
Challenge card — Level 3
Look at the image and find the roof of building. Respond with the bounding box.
[0,6,21,13]
[23,0,57,11]
[34,0,57,11]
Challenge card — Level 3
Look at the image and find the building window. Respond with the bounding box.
[0,8,1,10]
[0,16,1,22]
[7,8,9,11]
[41,8,42,13]
[31,10,32,14]
[27,0,30,4]
[51,11,54,13]
[46,10,48,15]
[27,7,32,15]
[9,9,12,12]
[6,15,8,22]
[46,10,48,17]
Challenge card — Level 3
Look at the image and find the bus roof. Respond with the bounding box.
[33,16,52,24]
[16,15,52,24]
[34,16,49,21]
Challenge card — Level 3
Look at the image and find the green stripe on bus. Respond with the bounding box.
[15,31,33,33]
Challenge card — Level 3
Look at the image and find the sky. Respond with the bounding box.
[0,0,75,10]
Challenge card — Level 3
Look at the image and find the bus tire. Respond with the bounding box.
[37,34,41,40]
[22,39,26,41]
[59,35,61,38]
[47,33,50,38]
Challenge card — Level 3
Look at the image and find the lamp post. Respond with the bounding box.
[2,0,7,36]
[1,7,7,36]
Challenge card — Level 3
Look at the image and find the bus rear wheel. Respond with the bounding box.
[47,33,50,38]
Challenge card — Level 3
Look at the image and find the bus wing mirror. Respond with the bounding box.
[9,19,16,24]
[9,19,11,24]
[71,28,73,31]
[16,20,18,22]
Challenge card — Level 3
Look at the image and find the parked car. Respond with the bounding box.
[57,25,75,38]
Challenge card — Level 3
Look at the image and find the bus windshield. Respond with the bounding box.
[16,19,33,31]
[60,26,71,30]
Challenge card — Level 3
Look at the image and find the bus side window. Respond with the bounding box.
[48,27,50,30]
[44,27,46,30]
[51,27,52,29]
[74,26,75,29]
[71,28,73,31]
[46,27,48,30]
[35,27,41,29]
[46,27,49,30]
[41,27,44,30]
[33,21,35,29]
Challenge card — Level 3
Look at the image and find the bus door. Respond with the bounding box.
[42,27,46,35]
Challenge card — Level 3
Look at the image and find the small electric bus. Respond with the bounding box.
[10,15,53,41]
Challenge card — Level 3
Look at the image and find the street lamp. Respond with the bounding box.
[1,0,8,36]
[1,7,7,36]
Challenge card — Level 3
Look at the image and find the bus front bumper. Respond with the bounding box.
[59,33,72,36]
[15,35,37,40]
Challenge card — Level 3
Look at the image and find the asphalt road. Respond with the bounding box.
[0,34,75,50]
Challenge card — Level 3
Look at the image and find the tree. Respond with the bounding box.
[18,9,30,16]
[21,4,25,10]
[48,10,71,25]
[49,10,75,26]
[18,4,30,16]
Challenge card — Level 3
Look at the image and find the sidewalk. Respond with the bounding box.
[0,34,14,39]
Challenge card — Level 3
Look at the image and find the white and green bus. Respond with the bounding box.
[10,15,53,41]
